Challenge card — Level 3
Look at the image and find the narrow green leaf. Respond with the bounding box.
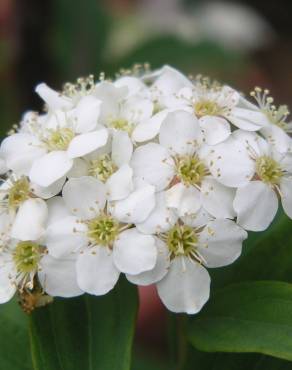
[188,281,292,361]
[0,300,32,369]
[30,277,138,370]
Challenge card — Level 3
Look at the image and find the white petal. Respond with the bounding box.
[136,192,178,234]
[0,133,46,176]
[229,107,269,131]
[67,158,89,178]
[122,96,153,123]
[76,247,120,295]
[206,135,255,187]
[165,183,202,217]
[111,130,133,167]
[11,198,48,241]
[0,264,16,303]
[131,143,175,191]
[114,76,146,97]
[261,124,292,154]
[0,212,12,235]
[35,83,73,110]
[63,177,106,219]
[67,129,108,159]
[107,164,133,201]
[126,238,170,285]
[110,184,155,223]
[280,177,292,218]
[182,207,213,229]
[233,129,269,156]
[132,110,169,142]
[39,255,83,297]
[178,186,202,218]
[46,196,71,226]
[198,219,247,268]
[113,228,157,275]
[152,65,192,96]
[29,151,73,187]
[94,81,127,123]
[157,257,210,314]
[73,95,101,133]
[159,111,201,155]
[234,181,278,231]
[45,216,88,258]
[201,178,236,218]
[199,116,231,145]
[0,157,7,175]
[31,176,65,199]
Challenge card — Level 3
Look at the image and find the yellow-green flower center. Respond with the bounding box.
[256,156,283,185]
[46,128,75,151]
[110,118,133,134]
[87,215,119,246]
[176,155,207,186]
[194,100,222,117]
[88,155,117,182]
[13,241,41,273]
[8,178,30,210]
[167,224,198,258]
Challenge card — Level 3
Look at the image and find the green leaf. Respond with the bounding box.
[211,213,292,290]
[188,281,292,361]
[0,299,32,369]
[30,277,138,370]
[184,347,292,370]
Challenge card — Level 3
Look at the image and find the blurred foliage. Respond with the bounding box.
[0,0,248,137]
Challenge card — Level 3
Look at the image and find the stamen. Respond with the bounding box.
[88,154,117,182]
[175,155,207,186]
[86,214,120,247]
[255,155,283,185]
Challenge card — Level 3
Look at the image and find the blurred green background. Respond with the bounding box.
[1,0,292,366]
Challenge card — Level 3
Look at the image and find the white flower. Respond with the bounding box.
[164,81,268,145]
[131,110,235,219]
[45,177,157,295]
[0,198,82,303]
[94,81,153,137]
[129,201,247,314]
[67,130,134,201]
[232,130,292,231]
[248,87,292,154]
[132,65,193,142]
[1,87,107,187]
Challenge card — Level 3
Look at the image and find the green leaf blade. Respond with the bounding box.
[29,277,138,370]
[188,281,292,361]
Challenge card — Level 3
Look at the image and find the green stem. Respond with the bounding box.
[176,315,188,370]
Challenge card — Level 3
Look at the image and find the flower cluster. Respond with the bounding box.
[0,65,291,314]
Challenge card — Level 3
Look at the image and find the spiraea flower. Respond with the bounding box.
[0,65,291,314]
[45,177,157,295]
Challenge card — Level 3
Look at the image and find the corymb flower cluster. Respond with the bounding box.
[0,65,291,314]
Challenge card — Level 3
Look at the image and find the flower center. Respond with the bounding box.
[87,215,119,246]
[13,241,41,273]
[194,100,221,117]
[176,155,207,186]
[46,128,75,151]
[256,155,283,185]
[166,224,198,258]
[8,178,30,210]
[110,118,133,134]
[88,154,117,182]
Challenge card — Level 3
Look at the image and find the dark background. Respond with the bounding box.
[1,0,292,367]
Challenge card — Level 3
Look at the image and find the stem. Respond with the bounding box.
[176,315,188,370]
